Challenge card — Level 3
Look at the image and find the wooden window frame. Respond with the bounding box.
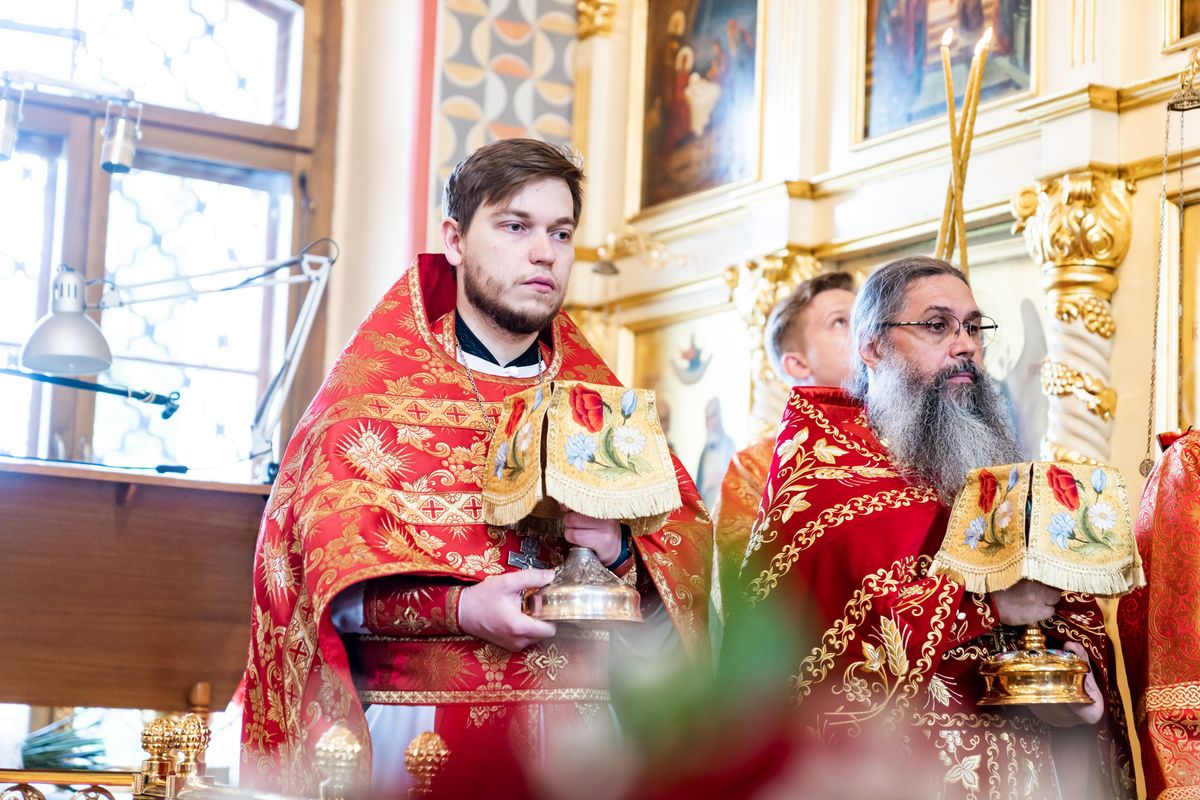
[6,0,341,466]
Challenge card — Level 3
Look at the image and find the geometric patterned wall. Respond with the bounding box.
[431,0,576,221]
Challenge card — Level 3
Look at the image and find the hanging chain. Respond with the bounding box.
[460,348,545,439]
[1142,110,1173,476]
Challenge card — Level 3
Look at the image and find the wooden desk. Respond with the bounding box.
[0,459,269,711]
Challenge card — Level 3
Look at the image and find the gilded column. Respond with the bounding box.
[724,247,821,439]
[1011,168,1134,463]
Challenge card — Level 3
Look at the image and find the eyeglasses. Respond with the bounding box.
[883,314,998,347]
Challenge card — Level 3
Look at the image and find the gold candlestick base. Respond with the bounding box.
[524,547,642,623]
[978,626,1091,705]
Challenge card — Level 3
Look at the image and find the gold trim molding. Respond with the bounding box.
[1014,84,1118,122]
[576,0,616,40]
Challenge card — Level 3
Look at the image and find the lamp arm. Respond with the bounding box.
[0,367,180,419]
[93,253,333,477]
[250,255,331,476]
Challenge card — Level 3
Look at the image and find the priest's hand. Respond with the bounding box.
[991,579,1062,626]
[561,506,623,565]
[457,569,557,651]
[1029,641,1105,726]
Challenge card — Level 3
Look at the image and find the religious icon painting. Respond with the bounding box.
[1164,0,1200,51]
[625,0,765,216]
[856,0,1037,142]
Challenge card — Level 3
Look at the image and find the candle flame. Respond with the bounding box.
[942,28,954,48]
[976,27,993,56]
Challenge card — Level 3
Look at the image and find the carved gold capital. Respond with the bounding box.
[577,0,617,40]
[1041,359,1117,420]
[1012,168,1135,304]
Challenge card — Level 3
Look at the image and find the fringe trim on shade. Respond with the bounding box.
[544,469,682,524]
[1022,551,1146,597]
[483,480,542,527]
[929,552,1147,596]
[928,553,1026,594]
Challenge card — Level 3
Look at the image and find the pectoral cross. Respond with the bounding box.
[507,534,547,570]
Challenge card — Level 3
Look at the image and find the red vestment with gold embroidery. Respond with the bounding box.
[725,386,1136,799]
[1119,430,1200,799]
[239,255,711,796]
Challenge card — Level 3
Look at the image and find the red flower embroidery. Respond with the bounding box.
[978,470,998,513]
[569,384,605,433]
[505,398,526,437]
[1047,465,1080,511]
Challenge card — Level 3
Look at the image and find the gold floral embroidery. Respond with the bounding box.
[327,351,390,392]
[519,643,570,684]
[338,422,412,483]
[409,643,469,689]
[749,488,936,601]
[259,536,296,602]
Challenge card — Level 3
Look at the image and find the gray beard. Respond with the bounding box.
[865,353,1024,505]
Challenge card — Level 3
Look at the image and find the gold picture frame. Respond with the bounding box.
[623,0,768,221]
[1162,0,1200,52]
[850,0,1041,147]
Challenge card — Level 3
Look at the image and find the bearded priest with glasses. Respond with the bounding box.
[722,256,1136,799]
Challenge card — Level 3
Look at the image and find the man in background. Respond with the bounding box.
[712,271,855,612]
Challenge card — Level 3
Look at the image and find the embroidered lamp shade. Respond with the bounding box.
[482,381,682,533]
[929,462,1145,596]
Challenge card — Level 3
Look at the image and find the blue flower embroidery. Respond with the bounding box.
[964,517,986,550]
[1049,512,1076,549]
[566,433,596,470]
[531,386,543,412]
[1007,465,1020,491]
[620,390,638,417]
[493,442,510,477]
[1090,468,1107,494]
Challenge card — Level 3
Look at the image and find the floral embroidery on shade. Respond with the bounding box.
[1047,466,1118,554]
[505,398,526,437]
[1049,512,1076,549]
[978,470,998,513]
[569,384,605,433]
[566,433,595,469]
[612,425,647,457]
[964,517,985,549]
[1047,465,1080,511]
[620,390,638,417]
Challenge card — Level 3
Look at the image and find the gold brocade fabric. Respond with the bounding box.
[482,381,680,530]
[931,462,1144,596]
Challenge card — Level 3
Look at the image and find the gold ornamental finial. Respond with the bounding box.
[170,714,210,782]
[141,717,175,759]
[404,731,450,798]
[315,724,363,800]
[132,717,177,796]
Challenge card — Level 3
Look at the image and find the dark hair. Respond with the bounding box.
[442,139,584,233]
[765,271,855,378]
[845,255,969,397]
